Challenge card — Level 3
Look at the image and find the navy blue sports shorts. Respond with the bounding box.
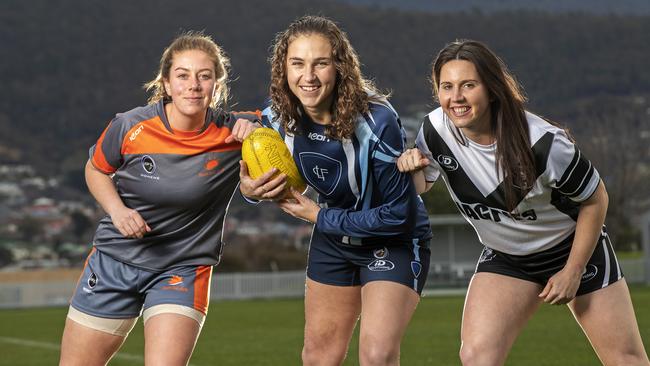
[307,230,431,294]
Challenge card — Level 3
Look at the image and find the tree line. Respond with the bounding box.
[1,0,648,248]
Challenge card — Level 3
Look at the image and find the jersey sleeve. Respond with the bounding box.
[316,111,421,237]
[546,131,600,202]
[260,106,283,131]
[89,117,129,174]
[239,107,275,206]
[221,110,262,129]
[415,122,442,183]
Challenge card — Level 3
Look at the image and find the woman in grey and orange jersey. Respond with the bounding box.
[58,31,264,366]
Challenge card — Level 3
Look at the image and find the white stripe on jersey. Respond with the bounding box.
[284,133,295,160]
[602,237,611,288]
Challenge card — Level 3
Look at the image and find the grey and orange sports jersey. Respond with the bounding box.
[89,100,259,271]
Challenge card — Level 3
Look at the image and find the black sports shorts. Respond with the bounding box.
[475,229,622,296]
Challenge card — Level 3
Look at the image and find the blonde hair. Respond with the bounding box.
[145,31,230,109]
[269,15,384,140]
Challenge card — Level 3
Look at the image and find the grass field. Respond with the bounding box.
[1,286,649,365]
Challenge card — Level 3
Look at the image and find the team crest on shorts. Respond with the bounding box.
[478,247,496,263]
[87,272,97,288]
[581,264,598,282]
[82,272,97,294]
[410,261,422,277]
[373,247,388,259]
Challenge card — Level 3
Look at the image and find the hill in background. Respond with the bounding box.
[324,0,650,15]
[1,0,649,249]
[1,0,648,173]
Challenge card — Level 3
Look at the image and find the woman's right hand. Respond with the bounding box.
[109,206,151,239]
[397,148,429,173]
[239,160,287,200]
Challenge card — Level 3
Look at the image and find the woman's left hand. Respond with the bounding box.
[538,266,583,305]
[226,119,260,143]
[277,188,320,223]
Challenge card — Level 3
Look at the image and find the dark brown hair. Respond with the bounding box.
[269,15,383,140]
[432,40,534,211]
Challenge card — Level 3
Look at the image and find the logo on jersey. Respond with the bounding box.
[411,261,422,277]
[129,125,145,141]
[307,132,330,142]
[373,247,388,259]
[437,155,459,171]
[199,156,224,177]
[141,155,156,174]
[581,264,598,283]
[368,259,395,272]
[312,166,329,181]
[299,153,342,195]
[455,201,537,223]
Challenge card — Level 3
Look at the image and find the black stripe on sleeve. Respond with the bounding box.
[557,149,580,187]
[567,164,595,198]
[557,149,594,196]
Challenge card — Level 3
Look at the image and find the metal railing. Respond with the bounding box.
[0,259,645,309]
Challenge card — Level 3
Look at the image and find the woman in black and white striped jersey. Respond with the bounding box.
[398,39,649,366]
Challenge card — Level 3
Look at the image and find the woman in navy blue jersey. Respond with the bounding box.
[240,15,432,366]
[398,39,649,366]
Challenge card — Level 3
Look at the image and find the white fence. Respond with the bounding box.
[0,259,645,309]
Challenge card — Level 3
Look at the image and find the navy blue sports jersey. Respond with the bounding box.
[262,98,432,247]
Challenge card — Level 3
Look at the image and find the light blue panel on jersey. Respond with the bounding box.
[299,152,342,195]
[342,140,361,207]
[354,117,375,211]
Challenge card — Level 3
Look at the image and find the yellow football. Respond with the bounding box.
[242,127,307,194]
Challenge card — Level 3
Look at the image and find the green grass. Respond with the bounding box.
[1,286,649,365]
[616,251,644,260]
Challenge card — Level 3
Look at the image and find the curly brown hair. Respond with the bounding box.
[144,31,230,109]
[269,15,383,140]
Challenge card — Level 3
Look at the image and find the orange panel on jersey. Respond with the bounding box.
[121,118,242,156]
[91,122,117,173]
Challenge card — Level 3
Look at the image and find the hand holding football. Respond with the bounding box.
[242,128,307,194]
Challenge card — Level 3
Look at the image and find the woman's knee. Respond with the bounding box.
[302,337,348,366]
[601,350,650,366]
[359,341,399,366]
[459,340,507,366]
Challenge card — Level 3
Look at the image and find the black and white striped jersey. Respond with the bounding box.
[415,107,601,255]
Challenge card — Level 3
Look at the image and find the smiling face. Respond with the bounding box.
[438,59,492,142]
[163,49,217,128]
[285,33,337,124]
